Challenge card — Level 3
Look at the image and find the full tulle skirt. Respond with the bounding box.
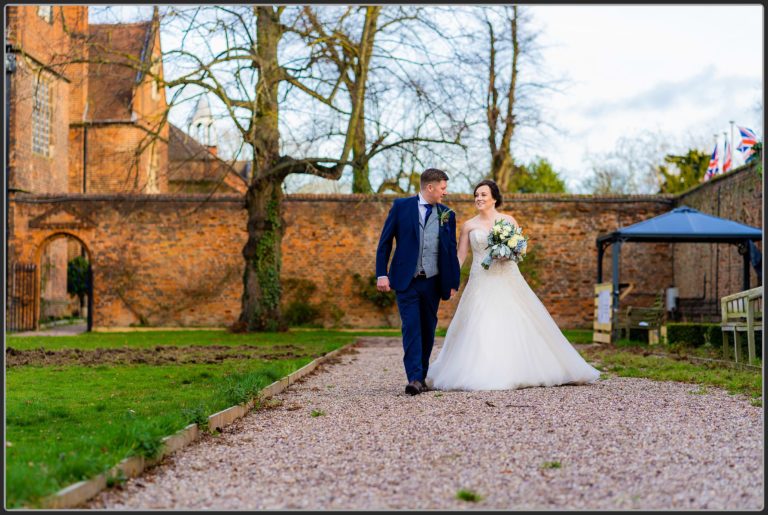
[426,254,601,391]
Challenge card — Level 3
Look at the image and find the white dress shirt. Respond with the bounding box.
[417,192,434,225]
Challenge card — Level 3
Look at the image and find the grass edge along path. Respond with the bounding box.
[5,331,378,508]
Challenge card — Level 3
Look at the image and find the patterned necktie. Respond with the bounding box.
[424,203,433,224]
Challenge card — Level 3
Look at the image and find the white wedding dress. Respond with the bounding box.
[426,228,601,391]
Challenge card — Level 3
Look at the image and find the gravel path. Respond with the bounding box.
[87,337,764,510]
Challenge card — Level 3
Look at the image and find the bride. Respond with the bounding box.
[425,179,601,391]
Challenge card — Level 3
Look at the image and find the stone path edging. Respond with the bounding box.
[40,340,361,509]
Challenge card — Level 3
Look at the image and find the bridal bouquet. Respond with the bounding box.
[481,219,528,270]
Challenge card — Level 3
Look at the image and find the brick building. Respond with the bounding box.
[5,5,245,324]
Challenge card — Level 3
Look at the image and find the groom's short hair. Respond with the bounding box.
[420,168,449,186]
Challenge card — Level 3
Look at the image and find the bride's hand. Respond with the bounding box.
[450,288,457,299]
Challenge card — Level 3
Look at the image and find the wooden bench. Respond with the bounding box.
[619,293,665,344]
[721,286,763,363]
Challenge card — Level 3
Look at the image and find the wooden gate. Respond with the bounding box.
[7,263,37,332]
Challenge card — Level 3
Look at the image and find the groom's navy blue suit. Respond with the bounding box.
[376,196,460,383]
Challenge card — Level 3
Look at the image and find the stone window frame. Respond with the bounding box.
[32,73,53,157]
[147,142,160,193]
[37,5,54,24]
[150,63,161,101]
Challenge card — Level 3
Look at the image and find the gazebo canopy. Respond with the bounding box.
[597,206,763,244]
[596,206,763,338]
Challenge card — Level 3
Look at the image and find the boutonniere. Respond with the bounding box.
[437,206,454,227]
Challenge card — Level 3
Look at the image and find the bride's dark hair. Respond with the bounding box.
[473,179,503,208]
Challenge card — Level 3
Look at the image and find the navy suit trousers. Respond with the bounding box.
[395,274,441,383]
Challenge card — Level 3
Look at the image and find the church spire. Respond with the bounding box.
[187,94,216,149]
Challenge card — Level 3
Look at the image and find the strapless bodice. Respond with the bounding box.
[469,228,521,276]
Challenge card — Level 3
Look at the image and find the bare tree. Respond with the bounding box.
[485,6,519,191]
[418,6,566,192]
[287,6,469,193]
[580,129,675,194]
[107,6,378,330]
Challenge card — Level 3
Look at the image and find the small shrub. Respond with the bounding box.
[281,278,322,326]
[541,460,562,469]
[456,489,482,502]
[667,323,720,347]
[118,412,165,460]
[352,273,396,309]
[283,300,321,327]
[310,409,325,417]
[181,404,209,431]
[217,372,265,406]
[105,469,127,488]
[67,256,90,308]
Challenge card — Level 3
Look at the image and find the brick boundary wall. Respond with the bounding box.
[672,163,763,304]
[7,163,761,330]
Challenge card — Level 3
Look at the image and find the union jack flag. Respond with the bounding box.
[723,138,732,172]
[736,126,758,157]
[704,142,719,181]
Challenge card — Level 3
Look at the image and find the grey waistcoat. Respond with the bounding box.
[416,210,440,278]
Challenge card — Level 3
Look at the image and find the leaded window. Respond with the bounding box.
[32,76,52,157]
[37,5,53,23]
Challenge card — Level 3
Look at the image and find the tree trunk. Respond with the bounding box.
[349,6,380,194]
[493,153,514,191]
[488,7,519,193]
[237,7,286,331]
[351,92,373,193]
[239,177,285,331]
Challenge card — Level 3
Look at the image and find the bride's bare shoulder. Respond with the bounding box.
[462,216,480,231]
[500,212,518,225]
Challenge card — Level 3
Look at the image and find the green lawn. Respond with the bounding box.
[575,338,763,401]
[5,328,400,351]
[5,329,392,508]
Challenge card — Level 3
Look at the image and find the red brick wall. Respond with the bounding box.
[70,124,168,194]
[9,192,677,330]
[673,163,763,301]
[8,57,71,194]
[6,6,81,74]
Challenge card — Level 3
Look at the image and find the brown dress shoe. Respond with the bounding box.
[420,379,430,392]
[405,380,423,396]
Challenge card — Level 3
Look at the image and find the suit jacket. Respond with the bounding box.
[376,196,461,301]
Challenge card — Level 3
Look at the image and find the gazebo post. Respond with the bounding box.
[743,240,751,291]
[596,241,605,283]
[612,240,621,341]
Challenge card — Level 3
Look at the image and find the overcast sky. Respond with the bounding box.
[91,4,763,192]
[520,4,763,191]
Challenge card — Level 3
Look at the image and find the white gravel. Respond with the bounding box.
[87,337,764,510]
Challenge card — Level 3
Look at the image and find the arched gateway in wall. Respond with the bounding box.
[7,200,98,332]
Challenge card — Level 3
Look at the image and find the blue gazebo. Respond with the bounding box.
[596,206,763,322]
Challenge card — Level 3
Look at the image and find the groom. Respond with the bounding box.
[376,168,460,395]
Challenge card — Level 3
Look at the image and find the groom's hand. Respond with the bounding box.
[450,288,457,299]
[377,276,391,292]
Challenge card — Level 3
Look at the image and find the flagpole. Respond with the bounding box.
[729,120,735,166]
[723,131,728,173]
